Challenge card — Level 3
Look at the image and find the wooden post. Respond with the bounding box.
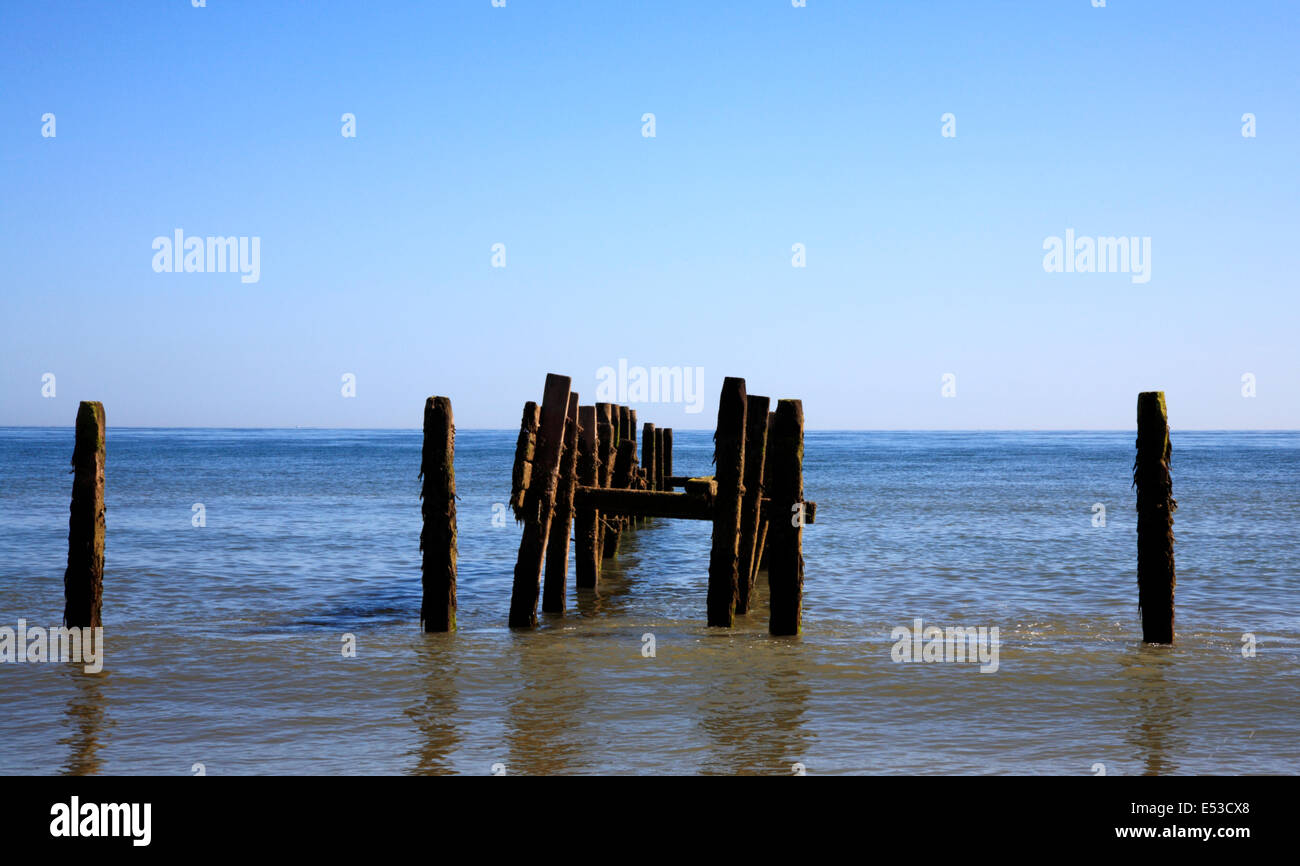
[767,399,804,636]
[663,428,673,489]
[602,440,637,559]
[508,374,571,628]
[574,405,601,588]
[736,395,770,614]
[707,377,747,627]
[510,402,539,521]
[641,422,656,491]
[655,427,666,494]
[754,411,776,579]
[64,401,105,630]
[420,396,457,632]
[596,405,616,557]
[1136,391,1176,644]
[628,409,638,453]
[595,403,614,488]
[543,393,580,614]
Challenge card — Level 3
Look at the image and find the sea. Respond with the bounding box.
[1,428,1296,775]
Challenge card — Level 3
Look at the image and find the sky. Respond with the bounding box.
[1,0,1297,430]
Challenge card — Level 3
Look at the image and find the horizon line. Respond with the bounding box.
[3,425,1299,434]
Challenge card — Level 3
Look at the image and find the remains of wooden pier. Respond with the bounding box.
[503,374,814,634]
[52,388,1179,646]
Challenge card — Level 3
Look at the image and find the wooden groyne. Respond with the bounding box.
[51,388,1185,646]
[508,373,815,633]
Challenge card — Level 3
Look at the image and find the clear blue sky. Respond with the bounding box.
[2,0,1296,429]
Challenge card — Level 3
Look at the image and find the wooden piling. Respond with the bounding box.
[574,405,601,589]
[754,411,776,579]
[663,428,673,488]
[595,403,614,487]
[419,396,457,632]
[602,439,637,559]
[642,423,657,491]
[64,401,106,630]
[736,395,770,614]
[767,400,804,636]
[1135,391,1176,644]
[543,393,580,614]
[510,402,540,521]
[508,374,572,628]
[596,405,616,557]
[706,377,747,627]
[654,427,666,494]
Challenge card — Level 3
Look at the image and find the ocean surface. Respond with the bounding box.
[0,428,1296,775]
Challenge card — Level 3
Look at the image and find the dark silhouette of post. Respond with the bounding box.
[420,397,457,632]
[574,405,601,588]
[509,374,571,628]
[662,428,673,488]
[543,393,580,613]
[510,402,539,521]
[754,411,776,578]
[642,422,656,491]
[736,395,770,614]
[707,377,747,627]
[767,399,804,636]
[1135,391,1176,644]
[64,401,106,629]
[602,440,637,558]
[654,427,666,493]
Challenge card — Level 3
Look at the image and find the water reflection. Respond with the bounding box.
[406,634,460,775]
[59,668,106,776]
[1119,644,1193,775]
[698,640,811,775]
[502,631,588,775]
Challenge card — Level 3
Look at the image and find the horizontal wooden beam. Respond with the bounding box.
[574,486,714,521]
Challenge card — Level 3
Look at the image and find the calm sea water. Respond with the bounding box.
[1,428,1297,775]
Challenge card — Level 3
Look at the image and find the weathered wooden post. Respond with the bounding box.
[662,428,673,487]
[1135,391,1176,644]
[642,422,656,491]
[767,399,804,636]
[595,403,614,489]
[754,411,776,578]
[596,404,616,556]
[420,396,457,632]
[628,409,638,454]
[64,401,105,630]
[736,395,770,614]
[543,393,580,614]
[574,405,601,588]
[510,402,539,521]
[654,427,666,493]
[508,374,572,628]
[602,440,637,559]
[707,377,747,627]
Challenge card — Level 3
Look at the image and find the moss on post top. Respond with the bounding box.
[1137,391,1170,458]
[74,401,106,457]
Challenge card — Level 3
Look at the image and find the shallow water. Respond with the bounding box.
[0,428,1296,775]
